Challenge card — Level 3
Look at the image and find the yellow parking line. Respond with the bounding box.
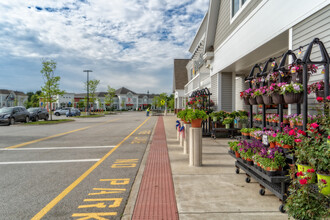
[6,119,120,149]
[31,116,151,220]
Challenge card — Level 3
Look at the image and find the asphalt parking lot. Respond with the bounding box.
[0,112,157,219]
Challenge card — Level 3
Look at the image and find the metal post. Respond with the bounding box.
[302,64,308,131]
[83,70,93,115]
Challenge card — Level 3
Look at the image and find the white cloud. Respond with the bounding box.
[0,0,209,94]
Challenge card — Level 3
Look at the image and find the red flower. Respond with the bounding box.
[327,96,330,101]
[298,130,306,136]
[296,171,304,177]
[328,135,330,139]
[299,178,308,185]
[288,130,296,136]
[294,139,302,143]
[316,97,323,102]
[310,123,319,129]
[320,179,327,184]
[307,168,315,173]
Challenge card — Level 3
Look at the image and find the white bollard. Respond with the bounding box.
[177,129,180,141]
[180,127,184,147]
[189,127,202,167]
[184,123,191,154]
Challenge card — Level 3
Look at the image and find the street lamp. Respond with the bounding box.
[147,90,149,109]
[83,70,92,115]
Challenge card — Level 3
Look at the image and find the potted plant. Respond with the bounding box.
[222,117,234,129]
[285,170,329,220]
[177,109,192,124]
[288,63,318,84]
[240,128,250,138]
[259,148,286,175]
[186,109,208,128]
[240,89,253,105]
[280,82,303,104]
[253,87,265,104]
[268,132,277,148]
[209,112,218,122]
[239,115,248,128]
[267,82,287,104]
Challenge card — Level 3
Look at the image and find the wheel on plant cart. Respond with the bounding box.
[245,177,251,183]
[235,168,239,174]
[259,188,265,196]
[279,204,285,213]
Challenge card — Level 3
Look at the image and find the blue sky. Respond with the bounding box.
[0,0,208,94]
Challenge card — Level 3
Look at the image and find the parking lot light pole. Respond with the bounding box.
[83,70,92,115]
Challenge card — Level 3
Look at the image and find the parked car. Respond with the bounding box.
[27,107,49,121]
[54,107,71,116]
[66,108,81,117]
[0,107,30,125]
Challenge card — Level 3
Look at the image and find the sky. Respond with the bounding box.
[0,0,209,95]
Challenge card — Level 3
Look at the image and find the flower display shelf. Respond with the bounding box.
[228,150,290,212]
[211,122,240,139]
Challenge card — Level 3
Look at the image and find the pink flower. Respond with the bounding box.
[327,96,330,101]
[316,97,323,102]
[269,86,274,91]
[310,123,319,129]
[307,169,315,173]
[294,139,302,143]
[299,178,308,185]
[320,179,327,184]
[298,130,306,136]
[272,133,277,138]
[289,130,296,136]
[328,135,330,139]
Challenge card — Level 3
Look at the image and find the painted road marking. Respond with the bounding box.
[6,118,120,149]
[72,212,117,219]
[138,130,151,135]
[131,137,147,144]
[111,159,139,168]
[32,117,151,220]
[73,178,130,218]
[0,146,115,151]
[0,159,100,165]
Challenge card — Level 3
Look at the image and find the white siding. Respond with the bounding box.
[210,73,218,107]
[292,4,330,113]
[235,76,249,111]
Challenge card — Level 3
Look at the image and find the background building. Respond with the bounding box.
[173,59,189,113]
[0,90,28,107]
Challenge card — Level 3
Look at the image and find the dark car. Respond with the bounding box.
[0,107,30,125]
[27,107,49,121]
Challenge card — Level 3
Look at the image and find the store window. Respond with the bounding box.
[231,0,249,19]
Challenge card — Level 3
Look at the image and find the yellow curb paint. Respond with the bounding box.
[6,119,120,149]
[31,116,151,220]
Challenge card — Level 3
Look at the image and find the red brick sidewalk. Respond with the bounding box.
[132,116,179,220]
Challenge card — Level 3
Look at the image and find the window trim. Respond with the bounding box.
[230,0,251,24]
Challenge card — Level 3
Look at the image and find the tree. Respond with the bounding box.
[104,85,116,110]
[84,79,100,110]
[40,59,65,120]
[167,94,174,110]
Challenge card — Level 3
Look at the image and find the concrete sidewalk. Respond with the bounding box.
[123,115,288,220]
[163,116,288,220]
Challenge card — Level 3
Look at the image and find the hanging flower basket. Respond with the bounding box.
[256,96,264,104]
[262,95,272,105]
[272,93,284,104]
[283,92,303,104]
[282,75,292,83]
[249,97,257,105]
[316,90,325,98]
[243,97,250,105]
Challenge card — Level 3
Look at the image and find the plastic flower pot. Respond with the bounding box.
[243,97,250,105]
[212,117,217,122]
[317,172,330,196]
[235,151,240,158]
[256,96,264,104]
[246,158,253,165]
[316,90,325,98]
[283,92,303,104]
[262,95,272,105]
[269,142,275,148]
[282,144,293,149]
[271,93,284,104]
[297,163,316,183]
[191,118,203,128]
[183,120,191,124]
[225,124,230,129]
[249,97,258,105]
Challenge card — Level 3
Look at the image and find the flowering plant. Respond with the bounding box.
[280,82,303,94]
[265,71,278,83]
[239,140,263,160]
[240,88,255,99]
[252,87,266,98]
[285,170,329,220]
[266,82,287,96]
[288,63,318,74]
[308,80,330,94]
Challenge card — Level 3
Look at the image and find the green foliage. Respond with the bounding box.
[40,59,65,120]
[280,82,303,94]
[85,79,100,104]
[104,85,116,107]
[228,141,240,152]
[177,109,193,121]
[222,117,234,125]
[285,175,329,220]
[186,109,208,120]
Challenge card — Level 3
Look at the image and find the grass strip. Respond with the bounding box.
[24,119,75,125]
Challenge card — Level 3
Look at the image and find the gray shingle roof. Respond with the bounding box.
[173,59,189,92]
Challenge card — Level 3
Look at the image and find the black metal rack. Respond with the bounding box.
[229,38,330,213]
